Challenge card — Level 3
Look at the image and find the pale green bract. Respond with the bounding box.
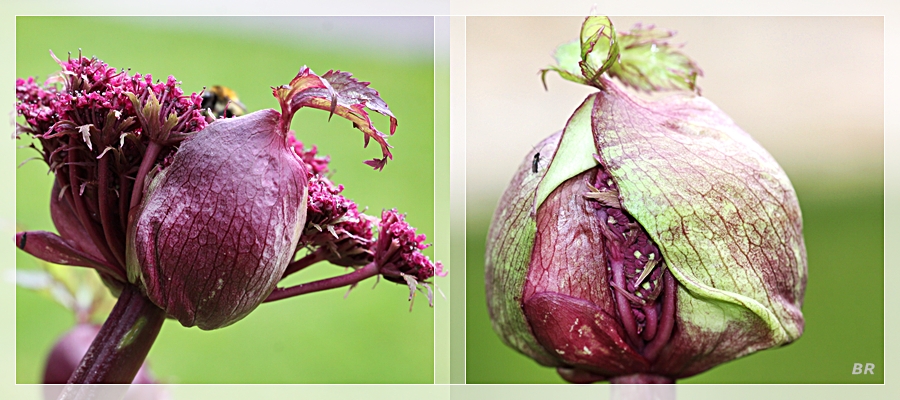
[589,79,806,352]
[541,16,702,93]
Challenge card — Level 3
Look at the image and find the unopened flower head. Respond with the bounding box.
[486,17,806,384]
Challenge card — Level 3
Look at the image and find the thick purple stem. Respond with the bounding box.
[641,304,659,341]
[59,284,165,392]
[129,141,162,210]
[265,262,380,302]
[281,249,328,279]
[66,137,122,272]
[643,271,676,361]
[96,155,126,268]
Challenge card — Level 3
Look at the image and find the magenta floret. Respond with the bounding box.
[375,209,442,283]
[14,51,209,286]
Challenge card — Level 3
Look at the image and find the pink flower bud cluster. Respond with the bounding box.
[288,136,444,284]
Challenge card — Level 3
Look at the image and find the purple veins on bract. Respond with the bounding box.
[126,109,309,330]
[15,50,440,387]
[273,66,397,171]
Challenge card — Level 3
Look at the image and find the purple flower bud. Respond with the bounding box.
[270,138,446,306]
[126,107,309,330]
[126,66,399,329]
[486,17,806,383]
[373,209,446,308]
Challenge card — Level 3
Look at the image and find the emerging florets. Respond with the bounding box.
[376,209,446,283]
[288,137,445,289]
[16,51,207,150]
[15,51,209,286]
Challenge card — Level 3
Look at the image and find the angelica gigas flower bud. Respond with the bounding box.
[126,66,398,330]
[125,109,309,330]
[486,17,806,383]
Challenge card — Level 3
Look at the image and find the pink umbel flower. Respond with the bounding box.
[376,209,444,283]
[275,142,446,307]
[15,51,208,286]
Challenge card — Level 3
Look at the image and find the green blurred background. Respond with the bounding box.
[466,17,884,384]
[16,16,435,383]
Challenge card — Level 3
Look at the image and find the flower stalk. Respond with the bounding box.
[266,262,381,302]
[60,284,165,386]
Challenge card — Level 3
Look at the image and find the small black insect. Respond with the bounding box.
[18,232,27,250]
[532,152,541,173]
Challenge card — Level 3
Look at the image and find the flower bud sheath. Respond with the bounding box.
[127,109,308,330]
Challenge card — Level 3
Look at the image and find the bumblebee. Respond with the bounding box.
[200,85,247,118]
